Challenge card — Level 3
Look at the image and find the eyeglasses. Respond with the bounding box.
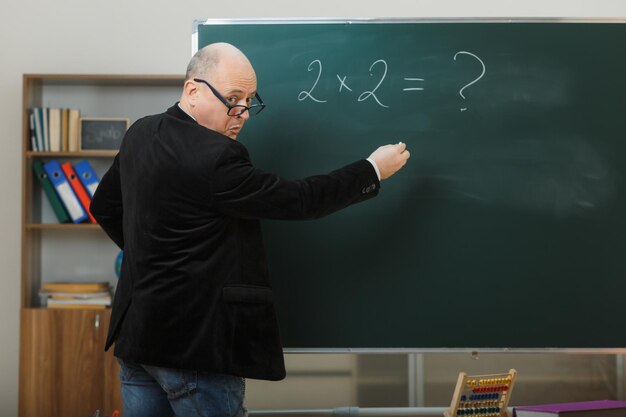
[193,78,266,117]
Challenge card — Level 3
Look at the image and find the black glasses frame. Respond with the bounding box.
[193,78,265,116]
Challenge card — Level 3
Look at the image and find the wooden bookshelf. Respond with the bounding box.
[19,74,184,417]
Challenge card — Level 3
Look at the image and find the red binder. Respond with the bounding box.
[61,162,96,223]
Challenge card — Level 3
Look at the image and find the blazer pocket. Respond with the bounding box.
[222,285,274,304]
[222,285,282,375]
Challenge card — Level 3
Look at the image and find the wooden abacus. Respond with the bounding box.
[444,369,517,417]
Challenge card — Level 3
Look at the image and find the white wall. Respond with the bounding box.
[1,1,625,415]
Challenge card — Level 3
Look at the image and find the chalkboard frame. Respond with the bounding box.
[193,18,626,354]
[192,18,626,56]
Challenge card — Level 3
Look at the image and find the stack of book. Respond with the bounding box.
[40,281,112,309]
[29,107,80,152]
[33,159,100,224]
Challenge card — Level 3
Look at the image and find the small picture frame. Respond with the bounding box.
[79,117,129,151]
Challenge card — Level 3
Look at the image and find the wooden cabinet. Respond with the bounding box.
[19,74,183,417]
[19,309,120,417]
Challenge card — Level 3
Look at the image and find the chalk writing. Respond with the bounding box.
[403,77,425,92]
[357,59,390,108]
[453,51,486,112]
[298,59,327,103]
[336,75,353,92]
[296,51,486,111]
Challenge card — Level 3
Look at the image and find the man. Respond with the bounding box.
[91,42,410,417]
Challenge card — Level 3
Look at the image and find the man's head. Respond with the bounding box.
[180,43,258,140]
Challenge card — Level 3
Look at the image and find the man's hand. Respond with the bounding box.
[368,142,410,180]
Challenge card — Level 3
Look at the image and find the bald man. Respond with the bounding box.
[91,42,410,417]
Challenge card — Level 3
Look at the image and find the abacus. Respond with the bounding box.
[444,369,517,417]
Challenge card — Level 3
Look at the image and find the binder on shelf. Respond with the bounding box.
[42,160,87,223]
[74,160,100,197]
[61,162,96,223]
[48,108,61,152]
[32,160,70,223]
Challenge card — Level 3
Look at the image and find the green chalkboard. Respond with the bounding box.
[196,20,626,349]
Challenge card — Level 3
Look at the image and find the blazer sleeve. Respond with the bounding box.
[90,154,124,249]
[211,142,380,220]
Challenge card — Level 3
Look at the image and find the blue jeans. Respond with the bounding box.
[118,357,247,417]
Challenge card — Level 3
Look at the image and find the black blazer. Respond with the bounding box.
[90,104,380,380]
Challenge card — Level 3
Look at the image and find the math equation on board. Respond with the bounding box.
[297,51,485,112]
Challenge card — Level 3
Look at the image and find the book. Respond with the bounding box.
[61,108,69,152]
[32,107,44,152]
[47,297,111,309]
[42,107,49,151]
[48,108,61,152]
[47,303,108,310]
[49,293,110,299]
[29,110,38,151]
[515,400,626,417]
[68,109,80,151]
[40,291,110,299]
[40,281,109,293]
[47,297,110,305]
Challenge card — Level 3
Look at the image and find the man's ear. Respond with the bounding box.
[184,80,198,106]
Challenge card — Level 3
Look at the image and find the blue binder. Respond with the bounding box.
[43,160,87,223]
[74,160,100,198]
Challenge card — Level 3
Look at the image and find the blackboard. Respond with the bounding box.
[80,118,129,151]
[196,20,626,349]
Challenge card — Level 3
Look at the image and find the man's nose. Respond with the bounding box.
[239,108,251,121]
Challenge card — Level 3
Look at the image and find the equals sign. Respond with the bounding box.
[403,78,425,91]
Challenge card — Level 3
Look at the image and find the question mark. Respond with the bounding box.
[453,51,486,112]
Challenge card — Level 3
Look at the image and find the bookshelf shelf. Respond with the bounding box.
[27,151,118,158]
[25,223,103,230]
[23,306,114,310]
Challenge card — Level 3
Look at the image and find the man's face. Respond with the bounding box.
[193,57,258,140]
